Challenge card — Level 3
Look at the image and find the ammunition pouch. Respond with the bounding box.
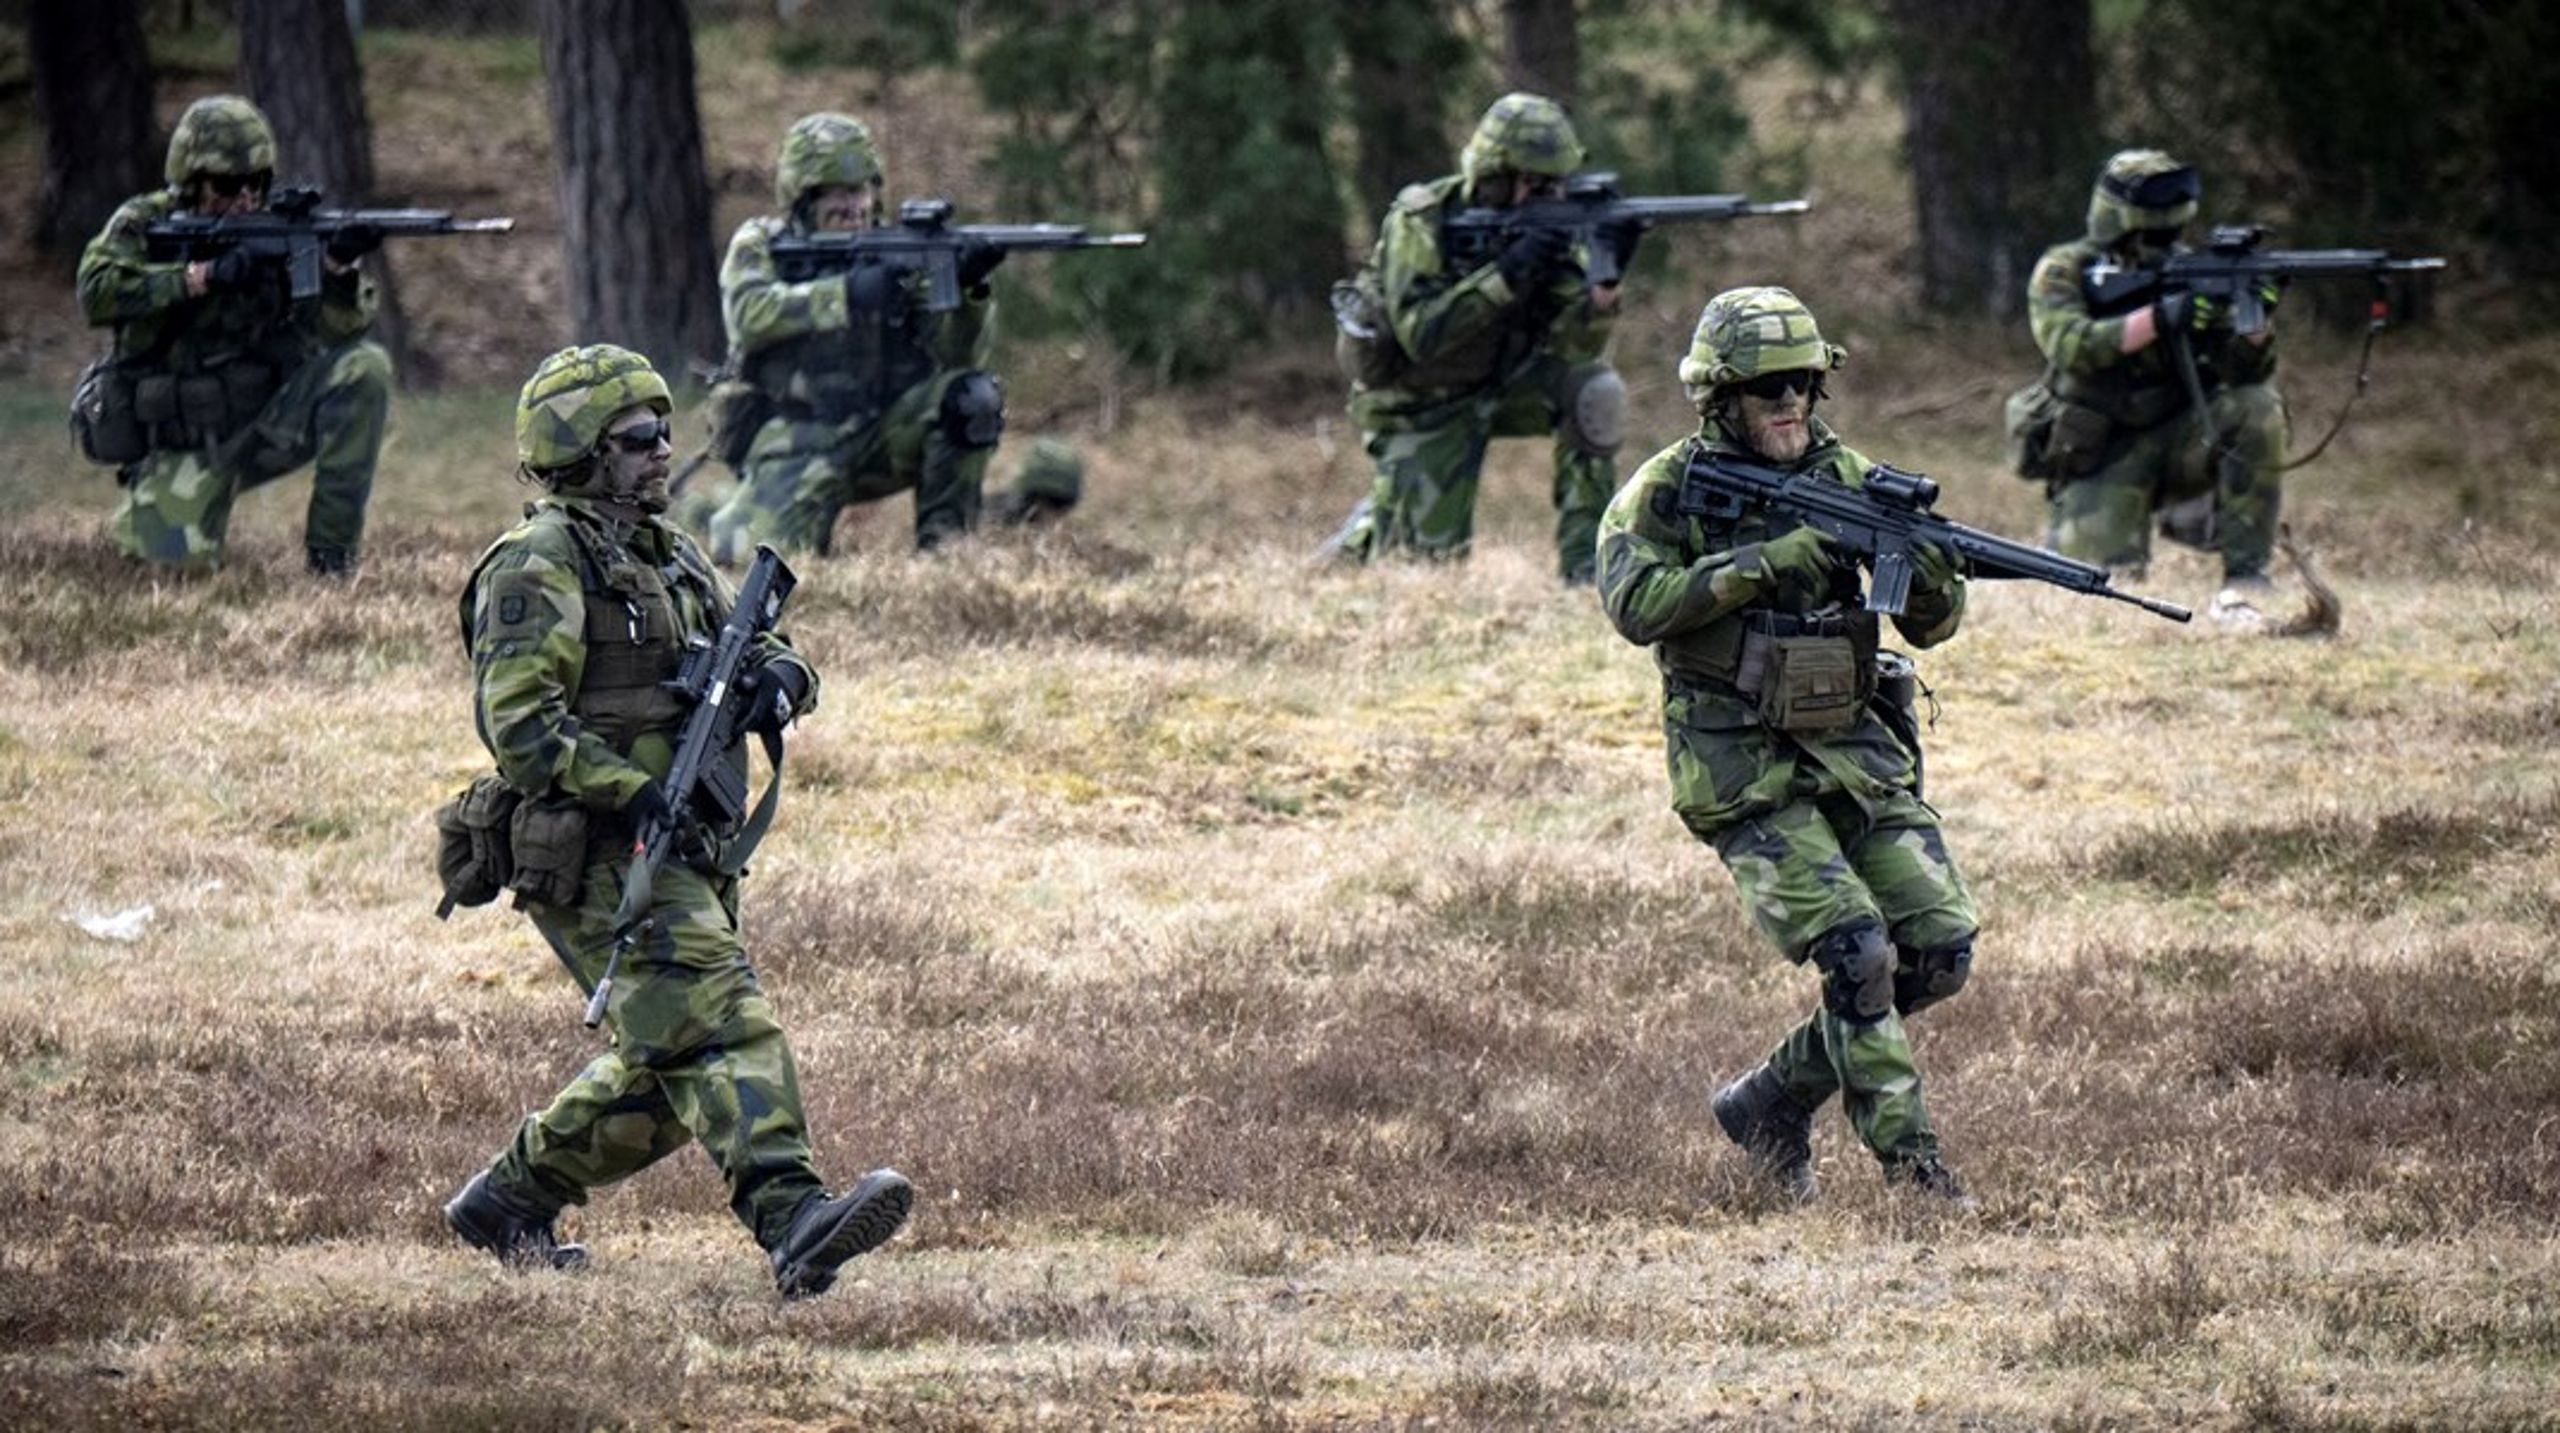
[432,774,522,918]
[504,794,592,911]
[2042,398,2115,479]
[1330,269,1406,389]
[2001,377,2060,481]
[69,356,149,467]
[1870,649,1927,799]
[707,377,773,469]
[1732,611,1876,735]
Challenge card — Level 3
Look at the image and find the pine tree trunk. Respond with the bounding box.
[1889,0,2095,318]
[537,0,722,379]
[1338,0,1464,225]
[28,0,159,261]
[1503,0,1578,110]
[237,0,430,385]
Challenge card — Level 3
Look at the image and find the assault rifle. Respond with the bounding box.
[1679,452,2192,623]
[144,185,514,302]
[1443,171,1811,287]
[585,545,799,1028]
[2083,224,2444,336]
[769,197,1147,311]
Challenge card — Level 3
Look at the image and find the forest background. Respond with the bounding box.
[1,1,2557,1428]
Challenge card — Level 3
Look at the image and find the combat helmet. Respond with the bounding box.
[515,344,672,475]
[165,95,277,187]
[1677,285,1844,412]
[1459,93,1585,193]
[2085,148,2199,246]
[776,112,885,216]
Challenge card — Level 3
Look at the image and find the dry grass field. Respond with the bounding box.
[4,20,2560,1432]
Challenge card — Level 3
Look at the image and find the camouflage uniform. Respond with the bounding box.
[75,96,390,573]
[706,113,1009,558]
[1329,94,1625,583]
[2026,150,2287,581]
[1597,289,1978,1191]
[453,346,906,1289]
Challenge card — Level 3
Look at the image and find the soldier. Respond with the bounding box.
[704,112,1072,559]
[2023,150,2289,629]
[74,95,391,575]
[444,345,910,1295]
[1324,93,1636,584]
[1597,287,1976,1203]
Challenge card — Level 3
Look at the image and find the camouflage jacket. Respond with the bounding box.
[1597,421,1964,825]
[2028,236,2278,426]
[76,188,374,372]
[460,495,819,815]
[721,214,991,423]
[1352,174,1614,424]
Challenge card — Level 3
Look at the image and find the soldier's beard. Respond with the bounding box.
[1738,393,1812,463]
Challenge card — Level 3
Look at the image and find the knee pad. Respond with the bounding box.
[1809,920,1894,1026]
[1894,935,1973,1016]
[1559,364,1626,457]
[939,370,1005,449]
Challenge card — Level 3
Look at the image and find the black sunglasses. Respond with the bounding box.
[199,172,269,199]
[1735,369,1819,401]
[602,418,672,453]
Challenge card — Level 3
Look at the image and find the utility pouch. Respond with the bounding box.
[1330,270,1405,389]
[432,774,520,918]
[2044,399,2114,478]
[2002,377,2060,481]
[176,373,228,432]
[1750,632,1869,734]
[707,378,772,469]
[69,356,149,466]
[505,795,592,911]
[1871,650,1928,799]
[218,359,281,425]
[132,374,180,426]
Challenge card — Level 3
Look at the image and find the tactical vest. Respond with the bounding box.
[2048,248,2196,432]
[1656,437,1879,697]
[743,265,940,426]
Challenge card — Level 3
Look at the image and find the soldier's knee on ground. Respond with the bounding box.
[1559,363,1627,458]
[1809,919,1894,1026]
[1895,934,1973,1016]
[939,370,1005,450]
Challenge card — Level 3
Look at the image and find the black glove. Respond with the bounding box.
[1495,226,1571,292]
[2152,289,2221,335]
[956,237,1006,289]
[204,247,263,293]
[739,661,809,738]
[325,222,383,266]
[626,779,676,834]
[1597,217,1647,273]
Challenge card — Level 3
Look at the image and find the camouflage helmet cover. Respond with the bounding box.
[515,344,673,472]
[2086,148,2199,245]
[165,95,278,187]
[776,112,885,214]
[1678,285,1844,408]
[1459,93,1586,189]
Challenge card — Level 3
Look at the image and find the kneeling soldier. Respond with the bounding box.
[1596,287,1977,1203]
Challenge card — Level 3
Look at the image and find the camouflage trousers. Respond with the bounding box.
[2047,381,2287,580]
[111,338,391,570]
[1332,357,1619,582]
[1701,789,1979,1167]
[705,371,990,561]
[483,852,825,1251]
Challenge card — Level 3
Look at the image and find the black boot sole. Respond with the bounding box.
[774,1170,914,1298]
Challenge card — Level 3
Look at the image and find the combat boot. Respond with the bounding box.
[770,1169,914,1298]
[1886,1155,1977,1211]
[444,1171,588,1271]
[1711,1066,1818,1200]
[2209,574,2276,633]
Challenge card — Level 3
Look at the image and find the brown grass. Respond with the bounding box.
[3,28,2559,1433]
